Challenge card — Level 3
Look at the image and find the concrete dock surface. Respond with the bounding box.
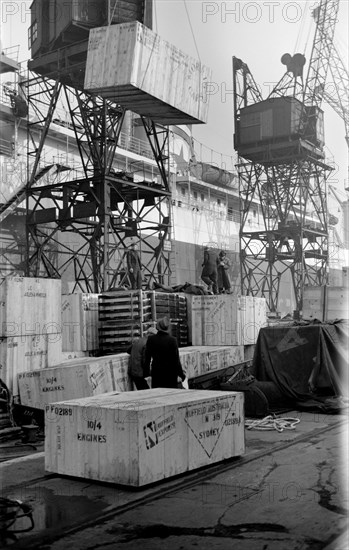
[1,410,348,549]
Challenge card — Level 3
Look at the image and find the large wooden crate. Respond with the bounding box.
[326,287,349,320]
[186,295,242,346]
[239,296,267,344]
[0,334,62,399]
[0,277,61,337]
[302,286,325,321]
[62,293,99,351]
[180,345,244,379]
[84,22,211,125]
[18,356,115,409]
[45,388,244,486]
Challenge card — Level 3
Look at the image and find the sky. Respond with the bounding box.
[1,0,348,196]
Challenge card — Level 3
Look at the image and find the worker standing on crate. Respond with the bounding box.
[127,327,157,390]
[126,241,143,289]
[144,317,186,389]
[216,250,232,294]
[201,246,218,294]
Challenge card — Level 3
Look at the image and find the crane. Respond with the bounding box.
[233,0,340,316]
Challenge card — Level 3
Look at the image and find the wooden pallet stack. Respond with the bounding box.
[99,290,189,353]
[0,277,62,399]
[45,388,245,486]
[151,292,188,346]
[99,290,153,353]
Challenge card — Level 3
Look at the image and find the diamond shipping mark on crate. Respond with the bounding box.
[84,22,212,126]
[45,388,245,486]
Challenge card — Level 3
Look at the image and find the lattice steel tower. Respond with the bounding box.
[233,0,339,315]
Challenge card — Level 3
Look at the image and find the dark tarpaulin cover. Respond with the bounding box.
[252,321,349,401]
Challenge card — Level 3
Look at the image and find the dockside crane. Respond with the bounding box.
[0,0,176,293]
[233,0,340,316]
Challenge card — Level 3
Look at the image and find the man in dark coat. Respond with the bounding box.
[144,317,186,388]
[201,246,218,294]
[127,327,157,390]
[216,250,232,293]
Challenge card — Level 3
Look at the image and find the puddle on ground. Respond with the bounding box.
[5,486,108,537]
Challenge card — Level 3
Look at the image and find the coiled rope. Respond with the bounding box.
[245,415,300,432]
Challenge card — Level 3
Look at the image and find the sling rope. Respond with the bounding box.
[245,415,300,432]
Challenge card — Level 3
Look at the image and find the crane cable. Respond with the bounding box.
[294,0,313,57]
[183,0,201,62]
[245,415,301,432]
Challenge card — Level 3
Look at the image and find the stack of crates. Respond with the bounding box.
[98,290,153,353]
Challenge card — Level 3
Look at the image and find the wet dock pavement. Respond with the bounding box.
[1,411,348,549]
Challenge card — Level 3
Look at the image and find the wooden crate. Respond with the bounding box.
[186,295,242,346]
[0,334,62,399]
[84,22,211,125]
[18,356,115,409]
[109,353,133,392]
[239,296,267,344]
[238,296,255,344]
[0,277,62,337]
[179,346,244,379]
[254,298,267,339]
[326,287,349,320]
[179,348,201,379]
[61,351,89,361]
[302,286,325,321]
[45,388,245,486]
[62,293,99,351]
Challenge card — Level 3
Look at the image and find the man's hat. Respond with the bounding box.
[156,316,170,332]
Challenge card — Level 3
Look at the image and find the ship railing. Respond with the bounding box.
[2,45,20,62]
[0,138,14,157]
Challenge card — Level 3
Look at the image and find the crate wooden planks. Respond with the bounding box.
[0,334,62,399]
[109,352,133,392]
[17,352,134,409]
[0,277,62,397]
[186,295,267,346]
[302,286,326,321]
[18,355,115,409]
[302,286,349,321]
[62,293,99,352]
[186,295,241,346]
[239,296,267,344]
[45,388,244,486]
[84,22,211,125]
[326,287,349,320]
[179,345,244,379]
[0,277,61,336]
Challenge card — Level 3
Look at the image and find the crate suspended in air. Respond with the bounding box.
[84,21,212,125]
